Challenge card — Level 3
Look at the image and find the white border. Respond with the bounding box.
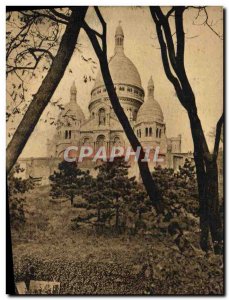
[1,1,228,299]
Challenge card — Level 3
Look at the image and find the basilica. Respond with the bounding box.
[19,23,192,184]
[47,23,191,172]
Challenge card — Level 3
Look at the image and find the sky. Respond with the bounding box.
[6,6,223,158]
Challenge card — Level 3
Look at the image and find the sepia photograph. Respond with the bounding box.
[6,5,224,295]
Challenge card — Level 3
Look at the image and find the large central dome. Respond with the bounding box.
[93,23,143,91]
[93,53,142,90]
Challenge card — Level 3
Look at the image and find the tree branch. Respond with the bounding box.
[28,47,54,60]
[150,8,184,104]
[152,7,178,74]
[175,7,185,65]
[6,7,88,174]
[49,8,70,22]
[33,10,69,25]
[94,6,107,54]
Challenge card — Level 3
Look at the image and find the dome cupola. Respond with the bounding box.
[57,81,85,127]
[137,76,164,124]
[115,21,124,54]
[91,23,143,93]
[89,23,144,120]
[70,81,77,102]
[148,76,154,97]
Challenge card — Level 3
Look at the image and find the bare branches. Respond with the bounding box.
[150,8,184,106]
[203,8,223,40]
[166,7,175,18]
[150,6,210,156]
[6,16,34,60]
[31,10,68,25]
[6,7,88,174]
[213,113,224,157]
[29,47,54,60]
[6,8,68,124]
[94,6,107,54]
[49,8,70,22]
[192,6,223,40]
[82,7,107,55]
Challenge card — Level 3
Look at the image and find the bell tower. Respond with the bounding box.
[70,81,77,103]
[115,21,124,54]
[148,76,154,98]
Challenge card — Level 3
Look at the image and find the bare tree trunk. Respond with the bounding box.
[205,160,223,254]
[6,7,88,174]
[189,111,223,253]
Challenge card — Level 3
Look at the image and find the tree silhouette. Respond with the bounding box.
[49,160,91,206]
[8,164,35,229]
[150,6,223,253]
[96,157,136,230]
[129,182,152,224]
[6,7,88,174]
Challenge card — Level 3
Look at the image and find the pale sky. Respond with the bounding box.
[7,6,223,158]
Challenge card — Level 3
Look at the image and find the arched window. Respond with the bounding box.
[65,130,68,139]
[139,129,141,138]
[96,135,105,150]
[149,127,152,137]
[159,129,161,138]
[83,137,90,145]
[113,136,121,146]
[98,108,106,125]
[145,127,148,137]
[156,128,159,138]
[68,130,71,139]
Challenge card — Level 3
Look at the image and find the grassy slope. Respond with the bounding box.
[12,185,224,295]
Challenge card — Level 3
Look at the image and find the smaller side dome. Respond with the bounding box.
[57,82,85,127]
[137,76,164,124]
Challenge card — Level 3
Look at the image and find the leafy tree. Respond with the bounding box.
[84,157,137,232]
[129,183,152,221]
[152,160,199,225]
[98,157,136,230]
[49,161,91,206]
[84,176,113,223]
[128,182,152,232]
[8,164,35,229]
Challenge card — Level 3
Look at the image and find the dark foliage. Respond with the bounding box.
[49,160,92,205]
[8,164,34,229]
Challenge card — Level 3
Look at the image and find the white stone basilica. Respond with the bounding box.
[19,24,192,184]
[47,24,187,167]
